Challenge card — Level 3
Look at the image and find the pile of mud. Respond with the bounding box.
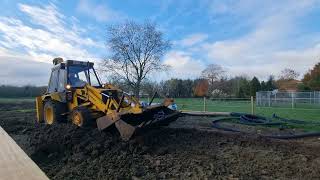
[1,102,320,179]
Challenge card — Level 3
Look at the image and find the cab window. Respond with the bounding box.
[57,69,66,92]
[48,69,59,93]
[68,66,101,87]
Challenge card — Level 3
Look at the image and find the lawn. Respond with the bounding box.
[2,97,319,122]
[0,97,35,103]
[144,98,320,122]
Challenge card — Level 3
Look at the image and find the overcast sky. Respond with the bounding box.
[1,0,320,86]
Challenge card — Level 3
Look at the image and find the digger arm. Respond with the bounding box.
[78,85,138,140]
[83,85,110,113]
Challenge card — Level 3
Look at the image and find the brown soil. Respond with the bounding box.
[1,101,320,179]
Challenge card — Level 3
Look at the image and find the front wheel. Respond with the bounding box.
[43,100,66,125]
[70,107,93,127]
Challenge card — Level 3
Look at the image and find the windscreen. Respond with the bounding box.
[68,66,101,87]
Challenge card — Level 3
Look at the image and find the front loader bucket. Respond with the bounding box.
[97,106,181,141]
[97,115,136,141]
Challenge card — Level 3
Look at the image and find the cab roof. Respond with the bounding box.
[52,59,94,70]
[65,60,94,67]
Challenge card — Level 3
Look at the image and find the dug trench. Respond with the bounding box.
[1,101,320,179]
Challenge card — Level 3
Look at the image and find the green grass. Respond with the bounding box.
[3,97,319,131]
[3,97,318,122]
[0,97,35,103]
[143,98,320,122]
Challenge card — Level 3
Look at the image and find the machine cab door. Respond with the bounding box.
[47,68,66,93]
[47,69,59,93]
[47,66,67,102]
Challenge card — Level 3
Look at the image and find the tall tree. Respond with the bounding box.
[237,78,250,98]
[102,20,171,97]
[260,81,267,91]
[201,64,225,92]
[279,68,299,80]
[302,62,320,90]
[193,79,209,97]
[250,77,261,97]
[266,75,277,90]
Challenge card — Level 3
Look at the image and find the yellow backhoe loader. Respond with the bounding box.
[35,58,180,140]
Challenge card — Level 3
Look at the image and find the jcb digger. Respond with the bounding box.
[36,58,180,140]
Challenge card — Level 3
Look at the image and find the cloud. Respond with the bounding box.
[175,33,208,47]
[200,0,320,79]
[162,51,205,79]
[0,3,105,85]
[18,3,65,33]
[0,3,104,61]
[77,0,124,22]
[0,18,90,62]
[0,50,52,86]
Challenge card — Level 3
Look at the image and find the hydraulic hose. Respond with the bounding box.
[181,111,320,139]
[210,113,320,139]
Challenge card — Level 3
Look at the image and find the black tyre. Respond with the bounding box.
[70,107,93,127]
[43,100,66,125]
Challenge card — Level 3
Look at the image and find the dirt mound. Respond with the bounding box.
[25,124,320,179]
[1,102,320,179]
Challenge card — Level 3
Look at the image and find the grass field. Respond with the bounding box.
[1,97,319,122]
[146,98,320,122]
[0,97,35,103]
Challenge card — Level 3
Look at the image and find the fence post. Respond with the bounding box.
[203,96,206,112]
[310,92,312,104]
[291,92,294,109]
[251,96,255,115]
[268,92,271,107]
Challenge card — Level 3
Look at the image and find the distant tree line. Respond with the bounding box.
[0,85,46,98]
[142,76,276,98]
[126,62,320,99]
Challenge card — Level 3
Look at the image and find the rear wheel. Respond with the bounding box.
[71,107,93,127]
[43,100,66,124]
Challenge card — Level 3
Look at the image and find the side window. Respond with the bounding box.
[89,68,100,86]
[78,71,88,83]
[57,69,66,92]
[48,70,59,93]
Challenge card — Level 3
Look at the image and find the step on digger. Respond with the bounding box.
[36,58,180,140]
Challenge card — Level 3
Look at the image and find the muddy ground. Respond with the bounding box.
[1,101,320,179]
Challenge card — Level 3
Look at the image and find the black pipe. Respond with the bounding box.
[149,92,157,106]
[117,95,125,112]
[210,113,320,139]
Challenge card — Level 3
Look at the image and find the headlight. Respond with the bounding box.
[66,84,71,89]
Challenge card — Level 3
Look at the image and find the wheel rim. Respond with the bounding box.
[73,112,82,126]
[45,107,54,124]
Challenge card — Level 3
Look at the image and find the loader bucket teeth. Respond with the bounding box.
[115,119,136,141]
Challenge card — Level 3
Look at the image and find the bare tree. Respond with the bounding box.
[102,20,170,97]
[201,64,225,86]
[279,68,299,80]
